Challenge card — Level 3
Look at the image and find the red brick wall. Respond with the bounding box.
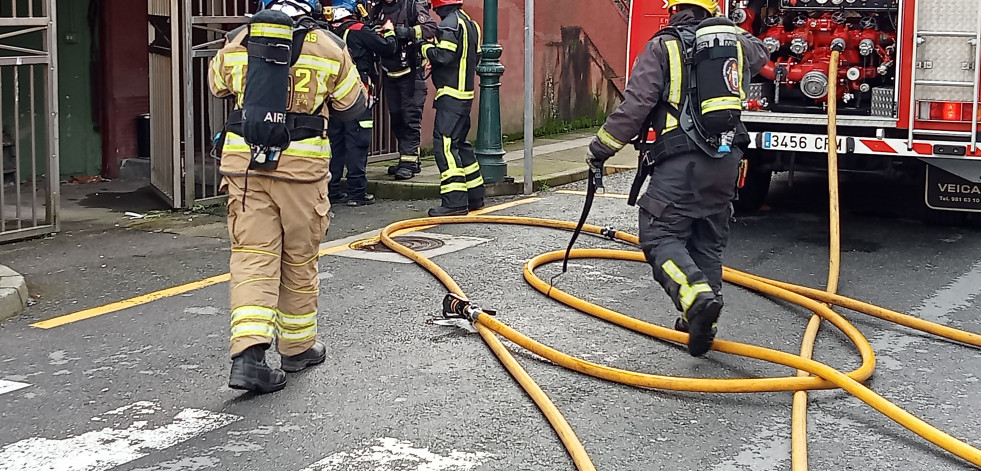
[98,1,150,178]
[421,0,628,143]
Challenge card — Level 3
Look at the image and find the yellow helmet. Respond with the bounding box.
[666,0,720,15]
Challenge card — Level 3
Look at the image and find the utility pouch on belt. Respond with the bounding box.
[242,10,295,171]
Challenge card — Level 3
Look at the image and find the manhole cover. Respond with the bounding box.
[349,235,445,253]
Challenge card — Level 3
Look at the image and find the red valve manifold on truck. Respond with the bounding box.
[728,0,899,115]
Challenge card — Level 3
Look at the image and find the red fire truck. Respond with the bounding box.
[627,0,981,222]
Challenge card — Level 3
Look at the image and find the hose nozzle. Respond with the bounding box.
[442,293,495,322]
[592,167,605,195]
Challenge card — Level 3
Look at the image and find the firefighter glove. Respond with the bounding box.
[395,25,413,40]
[586,149,607,173]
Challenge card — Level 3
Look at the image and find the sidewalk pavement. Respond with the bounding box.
[363,130,639,200]
[0,264,28,322]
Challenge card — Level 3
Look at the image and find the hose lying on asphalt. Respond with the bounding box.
[791,47,844,471]
[379,214,981,470]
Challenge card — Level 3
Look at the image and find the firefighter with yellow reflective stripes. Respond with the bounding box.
[208,0,368,393]
[586,0,767,356]
[370,0,438,180]
[420,0,485,216]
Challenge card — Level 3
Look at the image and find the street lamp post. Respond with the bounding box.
[474,0,507,183]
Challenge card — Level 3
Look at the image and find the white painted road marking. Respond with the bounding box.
[0,401,241,471]
[301,437,491,471]
[0,380,30,396]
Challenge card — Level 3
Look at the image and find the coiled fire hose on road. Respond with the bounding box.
[378,49,981,471]
[380,215,981,469]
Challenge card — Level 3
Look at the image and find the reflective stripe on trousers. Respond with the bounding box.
[224,175,329,357]
[432,104,485,209]
[661,260,714,316]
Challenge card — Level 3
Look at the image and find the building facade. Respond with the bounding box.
[45,0,629,180]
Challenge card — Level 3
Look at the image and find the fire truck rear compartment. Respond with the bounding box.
[731,0,900,116]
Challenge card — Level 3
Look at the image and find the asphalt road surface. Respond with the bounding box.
[1,171,979,470]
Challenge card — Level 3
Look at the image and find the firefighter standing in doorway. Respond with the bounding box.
[326,0,399,206]
[421,0,484,215]
[370,0,437,180]
[586,0,768,356]
[209,0,368,393]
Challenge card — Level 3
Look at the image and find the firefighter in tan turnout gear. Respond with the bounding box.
[208,0,367,394]
[587,0,768,357]
[421,0,485,216]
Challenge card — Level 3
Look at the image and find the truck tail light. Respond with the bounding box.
[917,100,981,122]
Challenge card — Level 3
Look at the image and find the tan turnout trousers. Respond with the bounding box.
[223,176,331,357]
[209,23,366,357]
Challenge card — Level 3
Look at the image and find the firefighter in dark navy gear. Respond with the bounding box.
[326,0,399,206]
[586,0,768,357]
[370,0,438,180]
[209,0,368,393]
[421,0,485,216]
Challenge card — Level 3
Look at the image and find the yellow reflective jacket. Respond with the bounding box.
[209,25,367,182]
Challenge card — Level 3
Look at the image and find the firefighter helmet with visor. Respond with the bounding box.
[666,0,719,15]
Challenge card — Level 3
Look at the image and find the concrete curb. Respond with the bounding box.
[0,265,28,322]
[366,165,636,201]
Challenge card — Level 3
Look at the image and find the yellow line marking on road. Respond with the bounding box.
[31,274,232,329]
[555,190,630,199]
[32,196,543,330]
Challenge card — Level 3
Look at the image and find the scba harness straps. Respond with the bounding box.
[653,19,750,159]
[626,19,751,206]
[213,12,334,168]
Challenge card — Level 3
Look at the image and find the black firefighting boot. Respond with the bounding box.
[346,194,376,207]
[468,198,485,211]
[673,318,719,336]
[683,293,724,357]
[428,205,468,217]
[390,161,421,180]
[228,344,287,394]
[675,294,723,332]
[280,341,327,373]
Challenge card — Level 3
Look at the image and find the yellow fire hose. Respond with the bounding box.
[377,48,981,471]
[791,48,844,470]
[380,214,981,469]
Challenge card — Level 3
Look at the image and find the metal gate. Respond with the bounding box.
[148,0,397,209]
[0,0,59,243]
